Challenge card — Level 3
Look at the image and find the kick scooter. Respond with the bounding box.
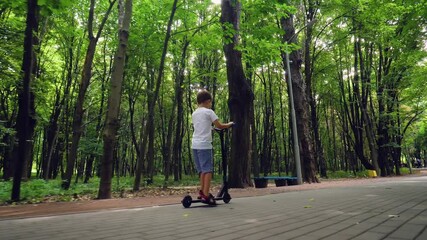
[181,128,232,208]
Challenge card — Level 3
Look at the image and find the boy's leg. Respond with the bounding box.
[199,172,204,196]
[199,149,213,197]
[202,172,212,196]
[193,149,204,195]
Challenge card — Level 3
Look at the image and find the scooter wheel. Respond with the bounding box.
[182,195,192,208]
[223,192,231,203]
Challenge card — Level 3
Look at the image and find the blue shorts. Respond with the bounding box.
[192,149,213,173]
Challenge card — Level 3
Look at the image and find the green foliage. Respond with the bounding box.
[79,137,103,157]
[0,0,25,11]
[0,124,15,147]
[38,0,73,15]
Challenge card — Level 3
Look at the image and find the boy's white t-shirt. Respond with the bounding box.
[192,107,218,149]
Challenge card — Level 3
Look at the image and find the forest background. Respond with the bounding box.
[0,0,426,203]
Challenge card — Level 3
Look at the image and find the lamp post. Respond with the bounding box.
[285,50,303,185]
[283,19,316,185]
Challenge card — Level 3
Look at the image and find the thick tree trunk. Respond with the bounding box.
[12,0,38,201]
[221,0,254,188]
[98,0,132,199]
[63,0,116,190]
[280,13,318,183]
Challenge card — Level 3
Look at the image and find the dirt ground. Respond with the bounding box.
[1,173,425,220]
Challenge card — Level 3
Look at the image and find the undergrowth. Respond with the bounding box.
[0,174,222,205]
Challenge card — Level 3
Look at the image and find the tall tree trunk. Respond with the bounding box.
[221,0,254,188]
[347,17,376,171]
[133,0,178,190]
[358,42,379,173]
[260,71,270,176]
[98,0,132,199]
[84,42,110,183]
[59,28,84,181]
[63,0,116,190]
[12,0,38,202]
[185,71,195,175]
[247,67,259,178]
[280,12,318,183]
[173,39,189,182]
[304,0,327,178]
[278,72,288,175]
[42,88,61,179]
[2,122,15,180]
[162,96,175,183]
[42,39,74,179]
[345,35,374,171]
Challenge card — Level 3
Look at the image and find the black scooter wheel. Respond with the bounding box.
[182,195,192,208]
[223,192,231,203]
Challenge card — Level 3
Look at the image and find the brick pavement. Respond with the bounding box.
[1,175,426,240]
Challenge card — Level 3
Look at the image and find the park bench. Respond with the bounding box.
[253,176,298,188]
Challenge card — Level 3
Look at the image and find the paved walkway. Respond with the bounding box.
[1,175,426,240]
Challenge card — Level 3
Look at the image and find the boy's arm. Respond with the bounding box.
[213,119,233,129]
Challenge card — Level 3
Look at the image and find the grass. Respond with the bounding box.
[0,178,99,204]
[255,170,375,179]
[325,167,412,179]
[0,174,223,205]
[326,170,371,179]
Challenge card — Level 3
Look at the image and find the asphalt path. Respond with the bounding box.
[1,175,426,240]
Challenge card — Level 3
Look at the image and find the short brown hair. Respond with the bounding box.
[196,89,212,104]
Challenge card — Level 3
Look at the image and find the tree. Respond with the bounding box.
[280,8,318,183]
[12,0,38,202]
[63,0,117,190]
[98,0,132,199]
[303,0,327,178]
[221,0,254,188]
[133,0,179,191]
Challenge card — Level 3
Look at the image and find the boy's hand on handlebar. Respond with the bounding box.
[228,122,234,128]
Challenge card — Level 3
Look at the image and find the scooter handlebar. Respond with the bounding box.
[214,122,235,132]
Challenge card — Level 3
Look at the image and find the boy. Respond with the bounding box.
[192,90,233,204]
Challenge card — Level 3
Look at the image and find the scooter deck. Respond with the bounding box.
[181,192,231,208]
[181,196,216,207]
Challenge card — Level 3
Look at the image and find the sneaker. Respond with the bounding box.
[208,194,217,205]
[197,190,203,200]
[201,193,216,205]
